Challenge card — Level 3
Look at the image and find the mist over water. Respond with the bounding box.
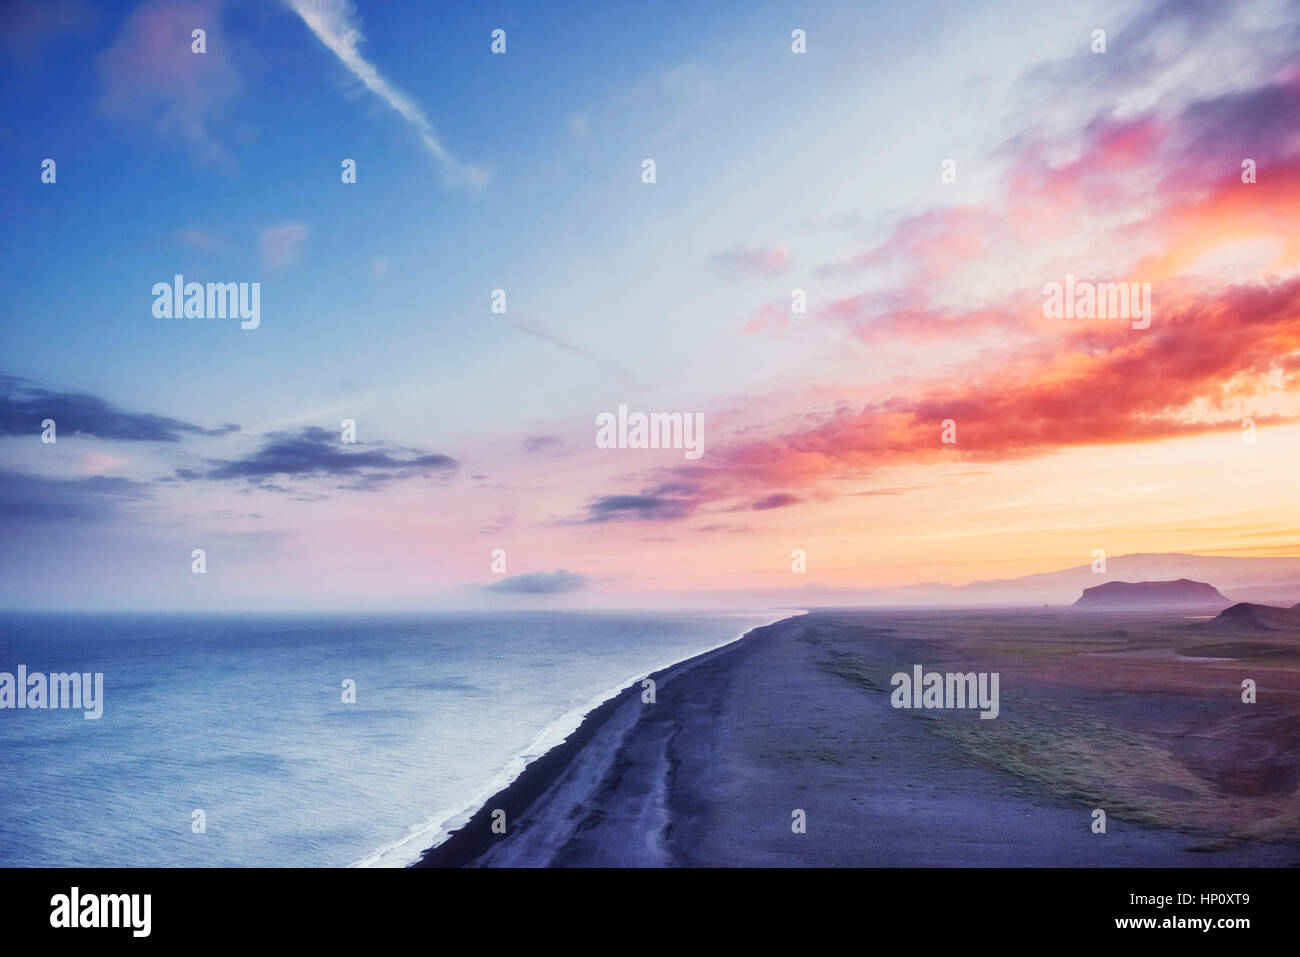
[0,611,777,867]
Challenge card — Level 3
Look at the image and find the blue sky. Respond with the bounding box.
[4,0,1299,610]
[2,0,1017,435]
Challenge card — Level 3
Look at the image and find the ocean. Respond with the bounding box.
[0,610,781,867]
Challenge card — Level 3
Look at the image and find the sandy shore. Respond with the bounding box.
[414,610,1300,867]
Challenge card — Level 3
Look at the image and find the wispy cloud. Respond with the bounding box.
[567,111,591,138]
[508,315,630,381]
[581,491,697,524]
[0,469,150,524]
[260,222,308,270]
[77,452,129,475]
[523,435,566,456]
[178,426,457,492]
[486,569,587,594]
[171,226,220,251]
[284,0,488,187]
[711,245,789,278]
[0,375,238,442]
[96,0,240,164]
[752,493,800,510]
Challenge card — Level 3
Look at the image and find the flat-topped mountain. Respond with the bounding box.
[1072,578,1231,610]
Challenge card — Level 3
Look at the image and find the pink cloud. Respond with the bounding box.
[77,453,129,474]
[173,226,220,251]
[260,222,309,270]
[817,205,993,281]
[704,274,1300,496]
[585,75,1300,523]
[738,302,789,336]
[97,0,239,157]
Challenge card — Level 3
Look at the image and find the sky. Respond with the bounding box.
[1,0,1299,610]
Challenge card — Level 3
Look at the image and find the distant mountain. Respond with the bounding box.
[954,554,1300,606]
[1203,602,1300,632]
[1071,579,1231,610]
[1220,582,1300,605]
[830,554,1300,607]
[664,553,1300,609]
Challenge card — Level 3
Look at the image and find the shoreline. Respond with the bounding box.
[399,612,800,868]
[414,609,1300,867]
[411,617,784,867]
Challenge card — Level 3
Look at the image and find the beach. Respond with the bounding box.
[415,610,1300,867]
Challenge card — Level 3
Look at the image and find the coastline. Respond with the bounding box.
[411,616,792,868]
[377,612,800,868]
[413,609,1300,867]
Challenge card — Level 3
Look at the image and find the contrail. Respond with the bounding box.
[509,315,632,383]
[284,0,488,187]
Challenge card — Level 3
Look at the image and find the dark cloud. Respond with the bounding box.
[1016,0,1264,103]
[0,468,150,523]
[179,426,456,490]
[582,493,696,523]
[479,514,514,535]
[1007,0,1300,161]
[752,493,801,510]
[337,472,395,492]
[0,375,238,442]
[1175,75,1300,174]
[523,435,565,455]
[645,481,699,497]
[486,569,587,594]
[573,476,706,523]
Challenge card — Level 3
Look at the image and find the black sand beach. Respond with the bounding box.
[415,610,1300,867]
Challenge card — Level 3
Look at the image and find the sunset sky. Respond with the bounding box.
[2,0,1299,610]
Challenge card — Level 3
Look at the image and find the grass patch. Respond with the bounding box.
[918,703,1213,832]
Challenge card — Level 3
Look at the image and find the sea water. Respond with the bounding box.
[0,610,781,867]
